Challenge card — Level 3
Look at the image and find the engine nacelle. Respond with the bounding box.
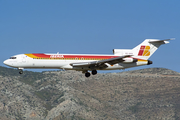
[122,58,138,63]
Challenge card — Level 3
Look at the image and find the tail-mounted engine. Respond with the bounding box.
[122,58,138,63]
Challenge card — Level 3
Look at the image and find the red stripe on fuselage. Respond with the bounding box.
[63,55,116,59]
[31,53,118,59]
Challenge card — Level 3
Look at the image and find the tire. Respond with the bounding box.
[19,70,23,74]
[85,72,91,77]
[92,70,97,75]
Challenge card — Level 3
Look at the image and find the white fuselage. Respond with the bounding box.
[3,53,148,71]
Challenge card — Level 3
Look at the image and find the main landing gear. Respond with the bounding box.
[84,70,97,77]
[85,72,91,77]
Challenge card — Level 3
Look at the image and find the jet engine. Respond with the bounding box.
[122,58,138,63]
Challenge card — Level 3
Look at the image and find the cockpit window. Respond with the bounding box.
[10,57,17,59]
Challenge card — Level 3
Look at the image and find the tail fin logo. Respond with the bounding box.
[138,45,150,56]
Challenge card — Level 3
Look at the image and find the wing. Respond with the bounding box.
[70,55,131,69]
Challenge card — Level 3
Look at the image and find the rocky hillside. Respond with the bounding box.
[0,66,180,120]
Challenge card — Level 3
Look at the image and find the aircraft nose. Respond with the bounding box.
[3,60,9,66]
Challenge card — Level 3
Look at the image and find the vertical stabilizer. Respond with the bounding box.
[132,38,174,60]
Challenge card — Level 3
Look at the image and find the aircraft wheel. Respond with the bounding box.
[85,72,91,77]
[19,70,23,74]
[92,70,97,75]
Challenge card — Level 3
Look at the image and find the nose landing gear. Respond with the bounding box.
[18,69,23,74]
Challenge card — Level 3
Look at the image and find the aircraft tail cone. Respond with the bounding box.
[147,60,153,65]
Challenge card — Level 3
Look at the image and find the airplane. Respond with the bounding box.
[3,38,173,77]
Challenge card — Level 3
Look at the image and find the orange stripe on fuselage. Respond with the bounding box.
[25,53,118,60]
[25,54,39,58]
[138,59,147,62]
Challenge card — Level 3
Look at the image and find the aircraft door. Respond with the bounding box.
[22,55,26,63]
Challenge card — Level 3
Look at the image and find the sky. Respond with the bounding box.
[0,0,180,73]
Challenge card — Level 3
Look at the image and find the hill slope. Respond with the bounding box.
[0,66,180,120]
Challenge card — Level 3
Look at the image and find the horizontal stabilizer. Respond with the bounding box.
[148,38,175,44]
